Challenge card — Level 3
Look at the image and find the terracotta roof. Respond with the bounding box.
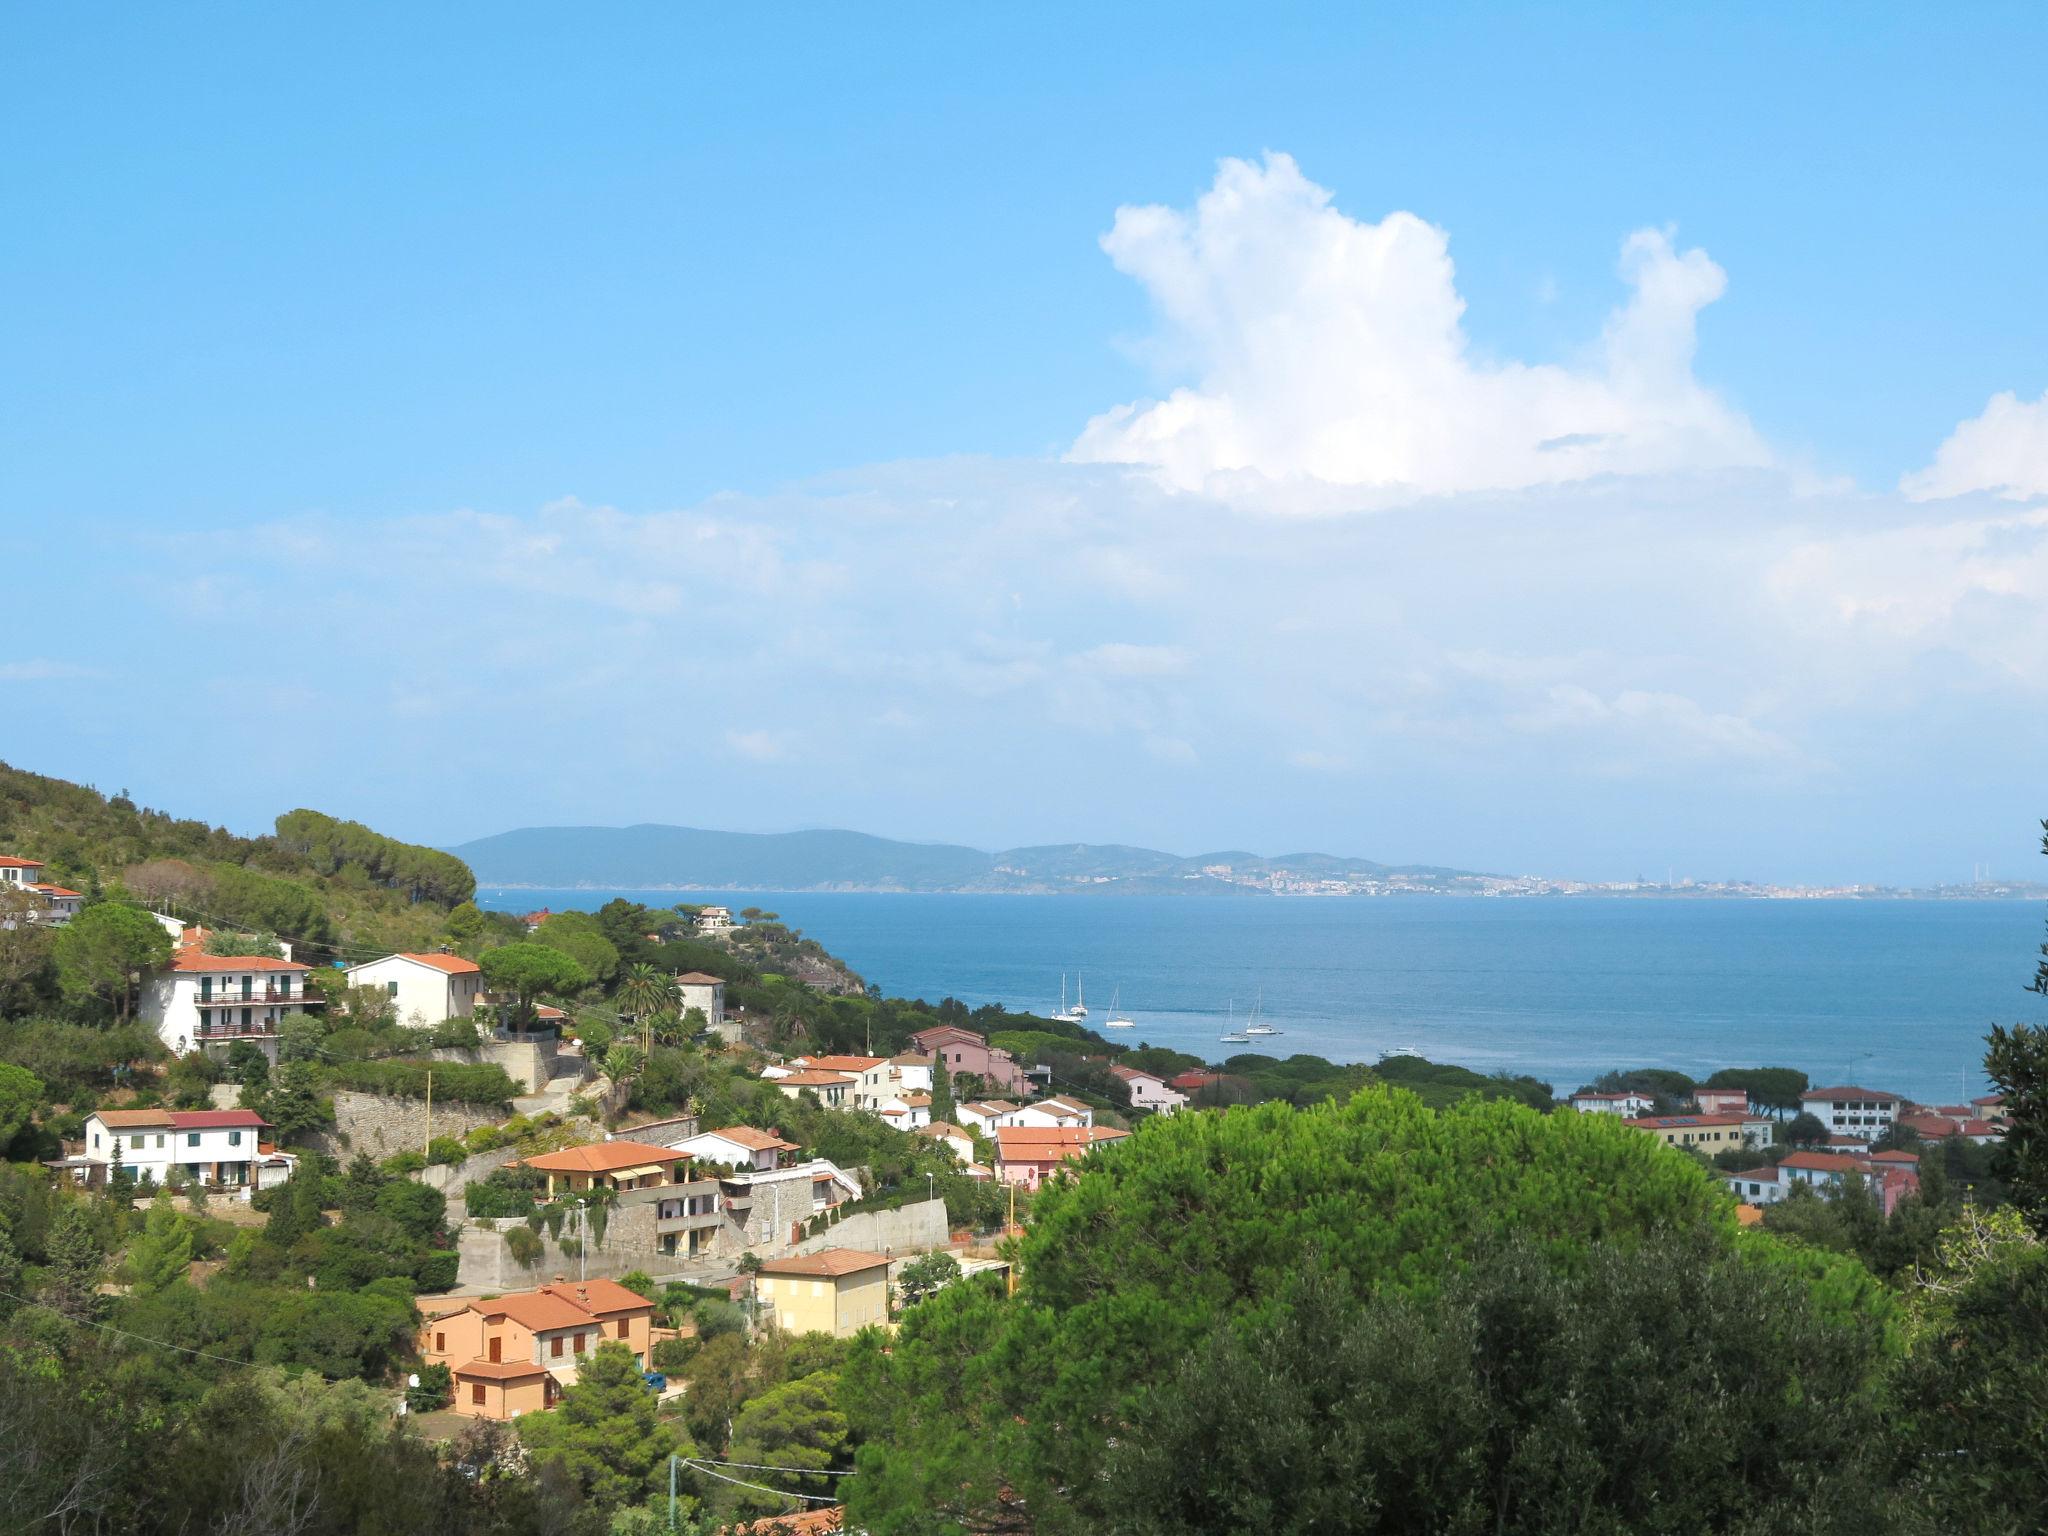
[1723,1167,1780,1183]
[453,1358,552,1382]
[1168,1070,1220,1090]
[917,1121,972,1139]
[910,1024,984,1047]
[899,1092,931,1107]
[1801,1085,1901,1101]
[1735,1205,1764,1227]
[1961,1119,2001,1136]
[700,1126,796,1151]
[757,1248,891,1278]
[1623,1113,1763,1130]
[1868,1149,1920,1164]
[92,1109,175,1128]
[169,949,310,973]
[674,971,725,984]
[888,1051,931,1066]
[395,952,481,974]
[996,1125,1131,1161]
[725,1506,845,1534]
[1035,1095,1091,1115]
[1107,1065,1163,1085]
[801,1055,885,1072]
[520,1140,687,1175]
[474,1290,598,1332]
[169,1110,270,1130]
[776,1070,858,1088]
[961,1099,1021,1116]
[0,856,45,869]
[30,884,82,898]
[539,1278,654,1316]
[1778,1151,1868,1174]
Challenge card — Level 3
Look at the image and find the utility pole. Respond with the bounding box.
[424,1067,432,1157]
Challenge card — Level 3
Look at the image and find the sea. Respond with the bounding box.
[475,889,2048,1104]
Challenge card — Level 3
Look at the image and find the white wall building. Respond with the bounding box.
[1109,1065,1187,1114]
[142,929,322,1062]
[1568,1089,1658,1116]
[1800,1086,1903,1140]
[1011,1095,1094,1130]
[0,857,82,925]
[73,1108,290,1193]
[673,971,727,1037]
[693,906,736,934]
[956,1100,1028,1137]
[344,951,484,1028]
[876,1092,932,1130]
[664,1125,799,1173]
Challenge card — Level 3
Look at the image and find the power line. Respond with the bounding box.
[681,1459,844,1504]
[688,1457,856,1477]
[0,1287,351,1381]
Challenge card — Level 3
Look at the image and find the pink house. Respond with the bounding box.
[993,1125,1130,1190]
[1693,1087,1750,1115]
[909,1024,1028,1094]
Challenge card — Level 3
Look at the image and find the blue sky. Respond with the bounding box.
[6,5,2048,884]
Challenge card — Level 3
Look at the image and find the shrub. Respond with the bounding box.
[426,1137,467,1166]
[651,1336,695,1373]
[504,1226,544,1268]
[383,1150,426,1175]
[407,1361,452,1413]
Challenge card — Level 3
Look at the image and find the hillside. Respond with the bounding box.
[0,761,475,960]
[448,821,1487,892]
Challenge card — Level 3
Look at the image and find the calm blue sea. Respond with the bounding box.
[476,890,2048,1104]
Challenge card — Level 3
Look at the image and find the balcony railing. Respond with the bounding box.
[195,1022,279,1039]
[195,991,323,1008]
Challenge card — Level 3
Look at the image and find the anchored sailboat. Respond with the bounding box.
[1219,999,1251,1045]
[1054,973,1090,1026]
[1244,989,1281,1037]
[1101,986,1135,1029]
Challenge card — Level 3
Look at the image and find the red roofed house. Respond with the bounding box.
[343,951,485,1028]
[0,857,84,926]
[420,1277,657,1419]
[667,1125,800,1172]
[994,1124,1131,1189]
[142,927,323,1064]
[1624,1112,1774,1153]
[1722,1152,1920,1216]
[773,1070,857,1109]
[516,1141,696,1201]
[1693,1087,1750,1116]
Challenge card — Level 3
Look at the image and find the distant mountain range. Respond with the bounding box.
[444,823,1482,894]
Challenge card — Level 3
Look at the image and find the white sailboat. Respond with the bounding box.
[1101,987,1136,1029]
[1243,990,1281,1037]
[1055,973,1090,1027]
[1218,999,1251,1045]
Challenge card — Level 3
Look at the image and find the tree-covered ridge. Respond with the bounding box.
[274,807,476,906]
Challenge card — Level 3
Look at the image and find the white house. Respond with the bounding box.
[0,857,82,925]
[664,1125,799,1173]
[72,1108,290,1194]
[1799,1085,1903,1140]
[1723,1152,1920,1217]
[915,1121,977,1165]
[344,952,484,1028]
[773,1070,857,1109]
[1109,1064,1187,1114]
[142,929,322,1063]
[876,1092,933,1131]
[1011,1095,1094,1130]
[1567,1089,1658,1116]
[693,906,736,934]
[673,971,727,1037]
[956,1099,1028,1136]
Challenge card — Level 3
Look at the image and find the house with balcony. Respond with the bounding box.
[1799,1085,1903,1140]
[1108,1064,1188,1114]
[343,951,483,1028]
[694,905,736,934]
[420,1277,657,1420]
[1567,1088,1658,1116]
[515,1140,696,1201]
[717,1157,864,1248]
[664,1125,800,1172]
[63,1107,289,1195]
[773,1069,857,1109]
[0,857,84,926]
[1011,1095,1094,1130]
[142,928,322,1063]
[1722,1152,1920,1216]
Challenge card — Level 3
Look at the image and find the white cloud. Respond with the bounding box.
[725,728,794,763]
[1903,388,2048,502]
[1069,153,1768,506]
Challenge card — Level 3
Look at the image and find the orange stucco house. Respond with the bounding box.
[420,1277,657,1419]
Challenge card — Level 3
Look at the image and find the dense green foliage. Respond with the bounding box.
[275,807,477,906]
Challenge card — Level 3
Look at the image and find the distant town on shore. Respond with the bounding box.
[449,822,2048,901]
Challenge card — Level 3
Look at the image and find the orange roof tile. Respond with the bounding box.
[453,1358,552,1382]
[473,1291,597,1332]
[757,1248,891,1278]
[539,1278,654,1317]
[92,1108,175,1128]
[0,856,45,869]
[520,1140,688,1175]
[674,971,725,984]
[996,1125,1131,1161]
[776,1070,858,1088]
[395,952,481,974]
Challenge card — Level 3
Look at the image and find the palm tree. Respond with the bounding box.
[615,962,671,1054]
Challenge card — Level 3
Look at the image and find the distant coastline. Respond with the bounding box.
[471,877,2048,901]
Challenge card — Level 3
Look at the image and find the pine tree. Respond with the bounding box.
[928,1050,957,1126]
[38,1206,105,1321]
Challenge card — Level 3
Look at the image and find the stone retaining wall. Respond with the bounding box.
[789,1198,949,1258]
[307,1091,504,1161]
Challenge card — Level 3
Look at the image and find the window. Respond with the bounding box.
[156,1134,165,1148]
[435,1332,446,1352]
[471,1383,485,1406]
[550,1336,563,1357]
[616,1320,629,1338]
[188,1132,201,1147]
[572,1333,586,1355]
[229,1130,242,1147]
[387,981,399,998]
[91,1132,100,1148]
[132,1135,145,1150]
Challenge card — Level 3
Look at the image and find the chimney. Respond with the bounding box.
[552,1273,567,1285]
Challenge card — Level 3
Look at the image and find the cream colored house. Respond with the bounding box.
[754,1249,892,1337]
[344,951,483,1028]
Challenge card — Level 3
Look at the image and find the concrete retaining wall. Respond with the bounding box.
[429,1039,585,1095]
[789,1198,949,1258]
[415,1144,522,1200]
[458,1201,679,1290]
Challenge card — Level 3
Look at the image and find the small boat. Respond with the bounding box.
[1054,973,1090,1026]
[1243,990,1281,1037]
[1381,1044,1426,1060]
[1101,986,1136,1029]
[1218,1000,1251,1046]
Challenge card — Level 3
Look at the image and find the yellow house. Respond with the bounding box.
[754,1248,891,1337]
[1623,1112,1771,1154]
[517,1140,693,1201]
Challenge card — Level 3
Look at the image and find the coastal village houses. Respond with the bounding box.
[515,1141,695,1201]
[1693,1087,1751,1115]
[994,1124,1130,1190]
[1568,1088,1658,1116]
[1010,1095,1094,1130]
[60,1107,291,1195]
[1624,1111,1774,1154]
[955,1099,1027,1137]
[1108,1063,1188,1114]
[343,951,483,1028]
[0,856,83,924]
[420,1278,656,1420]
[908,1023,1028,1094]
[673,971,728,1038]
[1723,1151,1921,1216]
[1800,1085,1903,1139]
[754,1249,892,1337]
[667,1125,800,1172]
[142,926,322,1063]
